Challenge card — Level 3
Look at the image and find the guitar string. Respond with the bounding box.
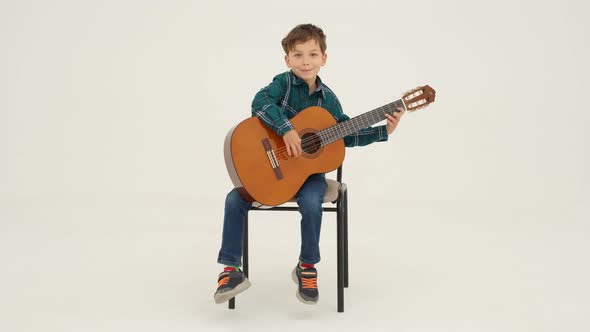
[272,103,403,158]
[270,102,405,158]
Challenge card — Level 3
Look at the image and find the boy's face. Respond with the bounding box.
[284,39,327,86]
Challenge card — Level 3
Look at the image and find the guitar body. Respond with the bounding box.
[224,106,345,207]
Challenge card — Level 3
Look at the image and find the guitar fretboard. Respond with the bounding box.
[319,99,405,145]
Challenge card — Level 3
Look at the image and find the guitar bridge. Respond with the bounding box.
[261,138,283,180]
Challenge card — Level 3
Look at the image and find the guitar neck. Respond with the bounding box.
[319,99,405,146]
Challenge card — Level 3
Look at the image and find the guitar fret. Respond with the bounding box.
[320,99,405,146]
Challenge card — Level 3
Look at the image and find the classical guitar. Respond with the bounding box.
[224,85,436,206]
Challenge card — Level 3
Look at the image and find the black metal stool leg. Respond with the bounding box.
[228,297,235,309]
[243,214,249,278]
[344,189,349,288]
[337,195,344,312]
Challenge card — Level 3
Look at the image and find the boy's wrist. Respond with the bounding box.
[277,121,295,137]
[378,125,389,141]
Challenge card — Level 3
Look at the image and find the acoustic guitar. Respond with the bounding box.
[224,85,436,206]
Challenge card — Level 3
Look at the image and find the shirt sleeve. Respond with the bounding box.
[251,74,295,137]
[332,97,389,147]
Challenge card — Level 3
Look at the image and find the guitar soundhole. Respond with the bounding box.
[301,132,321,155]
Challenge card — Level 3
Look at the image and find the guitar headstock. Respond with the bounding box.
[402,85,436,111]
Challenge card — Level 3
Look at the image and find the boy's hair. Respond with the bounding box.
[281,24,327,54]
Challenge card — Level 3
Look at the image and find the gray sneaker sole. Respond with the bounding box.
[214,278,252,304]
[291,268,318,305]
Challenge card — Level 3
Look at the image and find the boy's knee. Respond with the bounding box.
[225,189,249,209]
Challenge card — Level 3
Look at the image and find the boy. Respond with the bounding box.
[215,24,404,305]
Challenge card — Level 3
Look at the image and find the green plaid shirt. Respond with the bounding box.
[251,71,388,147]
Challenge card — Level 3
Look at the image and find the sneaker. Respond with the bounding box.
[214,269,252,304]
[292,264,319,304]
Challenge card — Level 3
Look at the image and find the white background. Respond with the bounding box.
[1,0,589,331]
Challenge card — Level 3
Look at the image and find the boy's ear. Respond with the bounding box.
[284,54,291,68]
[322,52,327,66]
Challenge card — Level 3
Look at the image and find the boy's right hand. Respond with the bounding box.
[283,129,302,158]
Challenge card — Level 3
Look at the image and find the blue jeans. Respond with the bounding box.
[217,173,327,267]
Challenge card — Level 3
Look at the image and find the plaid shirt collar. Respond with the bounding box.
[288,70,327,99]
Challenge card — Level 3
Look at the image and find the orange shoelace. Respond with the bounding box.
[301,274,317,289]
[218,276,230,288]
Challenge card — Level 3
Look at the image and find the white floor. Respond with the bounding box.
[1,195,589,332]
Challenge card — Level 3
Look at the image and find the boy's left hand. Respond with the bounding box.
[385,107,405,135]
